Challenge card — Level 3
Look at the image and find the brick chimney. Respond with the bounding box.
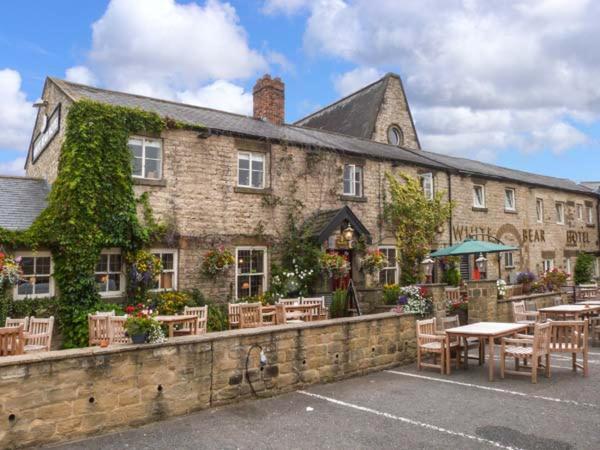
[253,74,285,125]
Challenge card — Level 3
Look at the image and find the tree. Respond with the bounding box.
[574,253,595,285]
[384,172,454,285]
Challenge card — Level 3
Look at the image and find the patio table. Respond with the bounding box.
[538,304,600,320]
[445,322,528,381]
[155,315,198,338]
[577,300,600,306]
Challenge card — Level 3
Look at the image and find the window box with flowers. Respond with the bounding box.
[201,247,235,278]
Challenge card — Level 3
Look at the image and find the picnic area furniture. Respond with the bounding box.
[88,314,111,346]
[109,316,130,344]
[549,319,589,377]
[239,303,263,329]
[445,322,529,381]
[499,321,552,383]
[417,318,459,375]
[228,302,248,329]
[279,298,300,306]
[592,317,600,347]
[440,315,483,365]
[444,287,461,302]
[24,317,54,353]
[300,297,328,319]
[155,315,198,337]
[5,317,29,331]
[512,301,539,327]
[174,306,208,336]
[539,304,600,321]
[577,299,600,306]
[0,325,24,356]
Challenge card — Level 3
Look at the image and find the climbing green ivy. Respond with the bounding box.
[0,100,199,347]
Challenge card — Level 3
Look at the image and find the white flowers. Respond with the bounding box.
[497,279,507,297]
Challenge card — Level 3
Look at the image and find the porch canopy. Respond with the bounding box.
[304,206,372,245]
[430,238,518,257]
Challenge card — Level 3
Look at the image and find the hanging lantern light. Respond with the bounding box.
[421,255,435,283]
[343,224,354,243]
[475,253,488,274]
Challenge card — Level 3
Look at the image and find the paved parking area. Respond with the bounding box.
[47,350,600,450]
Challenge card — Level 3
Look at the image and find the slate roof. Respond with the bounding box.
[303,206,372,244]
[0,176,49,230]
[581,182,600,193]
[294,76,388,139]
[48,77,596,196]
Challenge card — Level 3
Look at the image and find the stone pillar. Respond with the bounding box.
[418,283,448,324]
[465,280,498,323]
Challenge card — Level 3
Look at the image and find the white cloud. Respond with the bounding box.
[0,69,35,153]
[262,0,311,15]
[0,157,26,176]
[65,66,97,86]
[333,67,383,96]
[291,0,600,160]
[176,80,253,115]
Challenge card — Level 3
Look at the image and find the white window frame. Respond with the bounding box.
[419,173,434,200]
[129,136,162,180]
[378,246,399,285]
[343,164,363,197]
[504,188,516,211]
[95,248,125,298]
[235,247,267,300]
[543,259,554,273]
[576,204,583,221]
[150,249,178,291]
[13,251,54,299]
[586,204,594,225]
[536,198,544,223]
[387,126,403,146]
[473,184,486,208]
[504,252,514,269]
[564,258,572,278]
[555,202,565,225]
[237,151,265,189]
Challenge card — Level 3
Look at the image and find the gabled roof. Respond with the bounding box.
[294,75,389,139]
[581,182,600,193]
[0,176,49,230]
[304,206,372,244]
[47,78,596,196]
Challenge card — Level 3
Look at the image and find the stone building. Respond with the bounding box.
[1,72,599,302]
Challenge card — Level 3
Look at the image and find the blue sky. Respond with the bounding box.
[1,0,599,182]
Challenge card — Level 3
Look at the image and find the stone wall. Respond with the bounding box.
[496,292,567,322]
[0,312,416,448]
[466,280,498,323]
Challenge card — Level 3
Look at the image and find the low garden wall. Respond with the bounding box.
[496,292,565,322]
[0,312,417,449]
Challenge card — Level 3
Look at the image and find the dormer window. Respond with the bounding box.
[387,126,403,146]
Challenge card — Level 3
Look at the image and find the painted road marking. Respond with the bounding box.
[298,390,523,450]
[386,370,598,409]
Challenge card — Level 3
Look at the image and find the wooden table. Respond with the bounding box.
[445,322,529,381]
[155,315,198,337]
[577,300,600,306]
[538,304,600,320]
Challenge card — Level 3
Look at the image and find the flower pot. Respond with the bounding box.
[99,338,109,348]
[131,333,147,344]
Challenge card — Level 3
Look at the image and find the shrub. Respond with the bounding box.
[574,253,595,285]
[185,289,228,331]
[540,268,568,292]
[148,290,193,315]
[382,284,401,305]
[330,288,347,318]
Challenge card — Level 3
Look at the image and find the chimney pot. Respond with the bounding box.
[253,74,285,125]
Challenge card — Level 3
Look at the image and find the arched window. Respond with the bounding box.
[387,126,403,146]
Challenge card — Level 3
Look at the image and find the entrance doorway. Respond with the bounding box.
[330,249,352,291]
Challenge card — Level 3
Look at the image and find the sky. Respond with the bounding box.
[1,0,599,182]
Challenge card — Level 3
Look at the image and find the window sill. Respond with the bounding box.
[234,186,272,195]
[586,224,596,228]
[504,209,518,214]
[133,178,167,187]
[472,207,488,212]
[99,292,125,299]
[340,195,368,203]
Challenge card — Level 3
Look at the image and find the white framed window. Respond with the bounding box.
[343,164,363,197]
[419,173,434,200]
[543,259,554,273]
[378,246,399,285]
[576,204,583,221]
[504,252,514,269]
[129,137,162,180]
[387,126,403,146]
[13,252,54,299]
[236,247,267,299]
[564,258,572,277]
[473,184,485,208]
[555,202,565,225]
[536,198,544,223]
[95,249,124,297]
[586,204,594,225]
[504,188,516,211]
[150,249,178,291]
[237,151,265,189]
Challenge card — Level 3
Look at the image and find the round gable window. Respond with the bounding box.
[387,126,403,146]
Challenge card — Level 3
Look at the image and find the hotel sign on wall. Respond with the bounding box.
[32,104,61,161]
[453,224,592,247]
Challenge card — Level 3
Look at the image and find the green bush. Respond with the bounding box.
[0,292,60,326]
[382,284,401,305]
[574,253,595,285]
[184,289,229,332]
[330,288,347,318]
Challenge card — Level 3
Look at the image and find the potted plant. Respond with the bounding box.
[201,247,235,278]
[446,297,468,325]
[400,285,433,317]
[382,283,401,305]
[496,279,507,299]
[124,314,165,344]
[319,252,350,278]
[361,249,388,275]
[516,271,536,294]
[0,252,22,287]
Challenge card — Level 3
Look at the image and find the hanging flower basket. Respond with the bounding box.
[201,247,235,278]
[360,248,388,275]
[128,250,162,288]
[0,252,22,287]
[320,252,349,278]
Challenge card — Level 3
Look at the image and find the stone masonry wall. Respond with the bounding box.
[496,292,567,322]
[0,312,417,448]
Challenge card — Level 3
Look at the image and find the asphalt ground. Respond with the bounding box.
[45,349,600,450]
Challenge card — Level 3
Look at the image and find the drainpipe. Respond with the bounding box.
[447,170,453,245]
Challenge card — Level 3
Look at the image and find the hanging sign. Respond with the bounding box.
[32,104,61,161]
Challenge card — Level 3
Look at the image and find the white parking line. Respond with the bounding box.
[386,370,598,408]
[298,390,523,450]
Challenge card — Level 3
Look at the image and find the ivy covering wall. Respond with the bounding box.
[0,100,199,347]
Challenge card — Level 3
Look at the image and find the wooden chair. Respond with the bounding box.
[300,300,324,321]
[174,306,208,336]
[88,314,111,346]
[109,316,130,345]
[24,316,54,352]
[278,298,300,306]
[228,302,248,329]
[5,317,29,332]
[95,310,115,316]
[239,303,263,329]
[0,325,24,356]
[417,318,455,375]
[444,287,461,302]
[524,300,537,311]
[512,301,539,326]
[549,320,589,377]
[275,304,287,325]
[500,321,552,383]
[592,317,600,347]
[439,315,483,365]
[301,297,328,319]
